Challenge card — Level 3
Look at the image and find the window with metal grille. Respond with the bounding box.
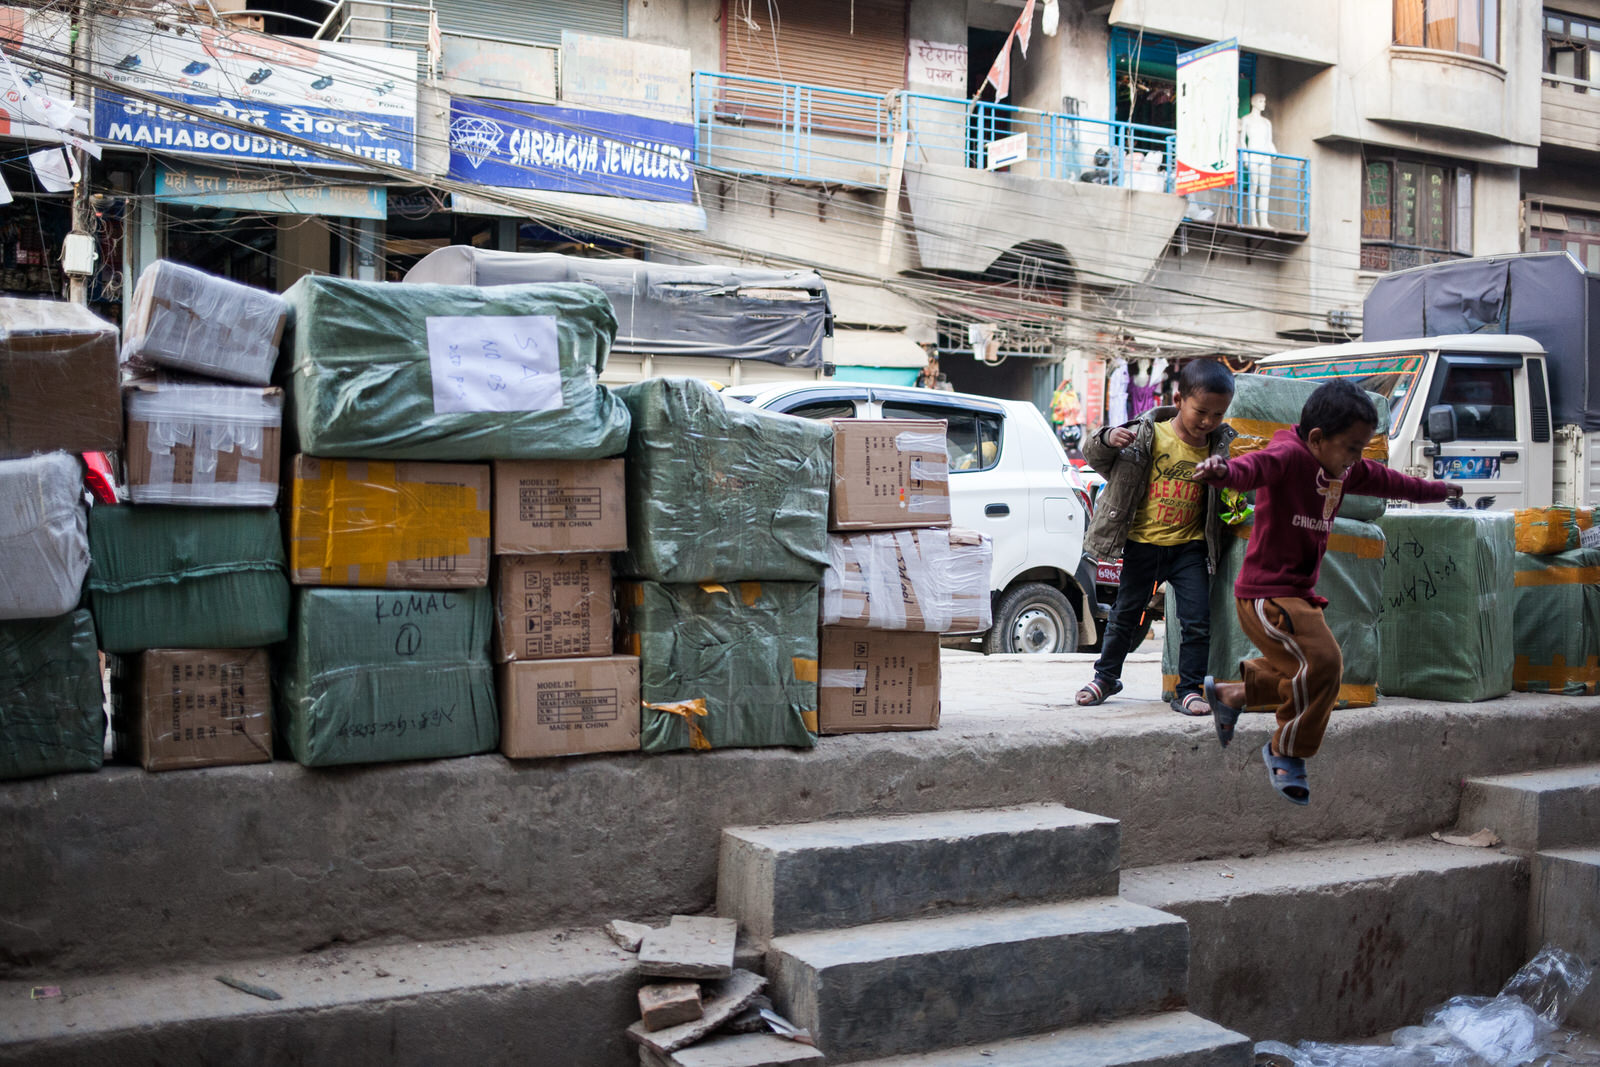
[1361,154,1474,272]
[1543,9,1600,84]
[1526,204,1600,273]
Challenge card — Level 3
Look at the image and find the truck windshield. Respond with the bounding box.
[1256,354,1424,426]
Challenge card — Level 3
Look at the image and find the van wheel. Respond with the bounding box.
[984,583,1080,654]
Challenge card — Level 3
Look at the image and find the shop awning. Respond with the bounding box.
[832,329,929,368]
[451,189,707,231]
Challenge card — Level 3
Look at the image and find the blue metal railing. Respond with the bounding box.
[691,73,1310,233]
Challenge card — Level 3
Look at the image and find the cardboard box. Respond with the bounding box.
[500,654,640,758]
[125,648,272,771]
[123,260,287,385]
[829,419,951,531]
[288,455,490,588]
[125,383,283,507]
[0,296,121,460]
[493,459,627,554]
[822,527,992,633]
[818,628,940,733]
[495,553,613,661]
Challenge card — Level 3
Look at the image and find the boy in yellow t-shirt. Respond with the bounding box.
[1075,360,1236,716]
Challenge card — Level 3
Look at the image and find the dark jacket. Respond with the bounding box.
[1082,405,1236,572]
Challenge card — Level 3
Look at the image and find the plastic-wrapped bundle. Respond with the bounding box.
[1513,506,1596,555]
[122,260,288,385]
[285,276,630,460]
[616,378,832,583]
[1512,547,1600,695]
[280,587,498,767]
[0,610,103,780]
[125,383,283,507]
[1376,511,1514,702]
[0,453,88,621]
[821,528,992,632]
[0,296,120,459]
[88,506,290,654]
[618,580,818,753]
[1228,374,1392,522]
[1162,517,1385,707]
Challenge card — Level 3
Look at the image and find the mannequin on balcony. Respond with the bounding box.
[1239,93,1276,228]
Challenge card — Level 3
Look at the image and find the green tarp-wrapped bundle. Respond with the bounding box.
[619,580,818,753]
[0,610,103,780]
[1512,548,1600,695]
[616,378,832,583]
[1162,517,1386,707]
[1376,511,1514,702]
[285,277,630,460]
[280,588,498,766]
[88,506,289,654]
[1227,374,1392,523]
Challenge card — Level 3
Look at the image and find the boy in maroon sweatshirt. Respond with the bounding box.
[1193,379,1461,805]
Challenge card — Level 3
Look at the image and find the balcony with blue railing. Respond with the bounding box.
[692,72,1309,234]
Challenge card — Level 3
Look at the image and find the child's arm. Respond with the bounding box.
[1082,425,1135,475]
[1193,445,1284,491]
[1346,460,1464,504]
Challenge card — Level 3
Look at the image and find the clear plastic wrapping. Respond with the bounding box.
[1513,547,1600,695]
[0,452,88,621]
[122,260,288,385]
[125,383,283,507]
[821,527,992,632]
[0,296,121,459]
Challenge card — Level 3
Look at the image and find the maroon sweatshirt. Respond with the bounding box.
[1218,427,1452,605]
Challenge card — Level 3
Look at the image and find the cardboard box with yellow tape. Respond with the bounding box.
[1162,516,1386,709]
[288,456,490,589]
[616,580,818,753]
[1513,506,1597,555]
[1513,547,1600,695]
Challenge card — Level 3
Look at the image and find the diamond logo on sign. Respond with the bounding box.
[448,114,504,168]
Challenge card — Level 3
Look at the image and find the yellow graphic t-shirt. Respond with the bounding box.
[1127,420,1209,546]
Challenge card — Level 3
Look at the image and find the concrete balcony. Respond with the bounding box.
[1541,73,1600,153]
[1366,46,1514,141]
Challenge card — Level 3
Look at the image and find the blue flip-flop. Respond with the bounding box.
[1203,676,1241,748]
[1262,741,1310,805]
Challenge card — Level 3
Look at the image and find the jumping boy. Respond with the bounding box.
[1076,359,1236,717]
[1194,378,1462,805]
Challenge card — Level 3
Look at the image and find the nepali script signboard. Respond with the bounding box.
[447,99,694,203]
[93,19,416,170]
[1174,38,1237,195]
[157,165,387,220]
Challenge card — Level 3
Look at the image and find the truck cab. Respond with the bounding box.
[1254,334,1567,511]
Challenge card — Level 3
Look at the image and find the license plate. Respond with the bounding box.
[1433,456,1501,480]
[1096,560,1122,583]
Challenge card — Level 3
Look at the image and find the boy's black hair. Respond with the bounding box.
[1176,359,1235,398]
[1297,378,1379,440]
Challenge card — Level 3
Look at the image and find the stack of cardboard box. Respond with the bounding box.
[818,420,989,734]
[0,298,121,779]
[90,263,291,773]
[492,459,640,760]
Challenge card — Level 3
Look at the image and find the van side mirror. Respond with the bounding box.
[1423,404,1457,457]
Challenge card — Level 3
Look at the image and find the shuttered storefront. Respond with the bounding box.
[433,0,625,48]
[722,0,907,94]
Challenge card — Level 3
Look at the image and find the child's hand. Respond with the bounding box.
[1445,483,1465,501]
[1106,426,1135,448]
[1193,455,1229,483]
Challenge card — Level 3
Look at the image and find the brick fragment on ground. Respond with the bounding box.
[639,981,704,1031]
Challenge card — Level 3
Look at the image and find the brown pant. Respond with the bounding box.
[1234,597,1343,760]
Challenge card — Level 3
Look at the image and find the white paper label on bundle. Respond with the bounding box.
[427,314,564,414]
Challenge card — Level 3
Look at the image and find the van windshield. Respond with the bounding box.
[1256,354,1425,426]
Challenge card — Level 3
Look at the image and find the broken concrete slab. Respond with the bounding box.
[638,1032,825,1066]
[722,994,775,1034]
[640,981,703,1031]
[638,916,737,979]
[608,919,654,952]
[627,969,766,1054]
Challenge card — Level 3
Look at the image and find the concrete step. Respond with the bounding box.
[718,804,1119,939]
[0,926,644,1067]
[846,1012,1251,1066]
[1458,763,1600,851]
[1120,837,1527,1047]
[768,898,1189,1063]
[1529,846,1600,1031]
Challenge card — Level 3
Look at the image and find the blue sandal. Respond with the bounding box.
[1075,676,1123,707]
[1204,676,1241,748]
[1261,742,1310,805]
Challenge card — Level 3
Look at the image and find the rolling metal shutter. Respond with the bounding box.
[722,0,907,94]
[432,0,625,48]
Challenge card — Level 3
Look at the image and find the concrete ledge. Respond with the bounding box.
[1459,764,1600,851]
[1121,838,1528,1044]
[849,1011,1252,1066]
[5,657,1599,980]
[1530,847,1600,1031]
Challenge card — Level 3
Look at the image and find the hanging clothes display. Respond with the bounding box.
[1050,379,1081,426]
[1128,379,1160,417]
[1106,360,1130,426]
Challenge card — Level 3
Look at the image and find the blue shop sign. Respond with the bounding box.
[447,99,694,203]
